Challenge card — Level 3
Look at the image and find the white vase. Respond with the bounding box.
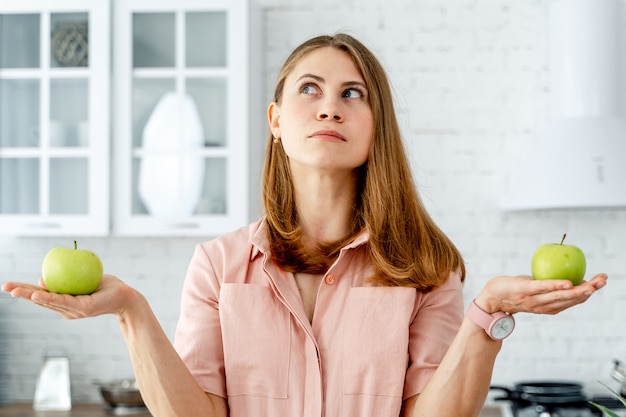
[138,92,206,217]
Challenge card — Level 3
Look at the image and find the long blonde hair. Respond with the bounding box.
[262,33,465,290]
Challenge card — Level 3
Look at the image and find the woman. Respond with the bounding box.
[2,33,607,417]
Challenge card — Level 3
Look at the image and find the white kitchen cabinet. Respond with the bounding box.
[112,0,263,236]
[0,0,262,237]
[0,0,110,236]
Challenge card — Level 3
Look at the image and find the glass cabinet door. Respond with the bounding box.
[113,0,261,236]
[0,10,41,206]
[0,1,110,236]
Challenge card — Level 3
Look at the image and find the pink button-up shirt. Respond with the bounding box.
[174,219,464,417]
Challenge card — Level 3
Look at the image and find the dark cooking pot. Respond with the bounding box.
[95,379,145,408]
[490,380,588,404]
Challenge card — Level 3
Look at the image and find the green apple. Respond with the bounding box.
[531,234,586,286]
[42,241,103,295]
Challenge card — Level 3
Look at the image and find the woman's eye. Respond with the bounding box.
[301,84,320,95]
[342,88,364,99]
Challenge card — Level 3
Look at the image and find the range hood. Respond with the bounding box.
[503,0,626,210]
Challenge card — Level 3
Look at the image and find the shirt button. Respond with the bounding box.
[325,275,335,285]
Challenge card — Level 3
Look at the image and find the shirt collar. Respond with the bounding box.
[249,217,369,262]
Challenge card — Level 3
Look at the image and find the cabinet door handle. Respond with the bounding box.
[168,223,199,229]
[27,223,62,229]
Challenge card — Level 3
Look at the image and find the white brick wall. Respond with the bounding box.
[1,0,625,404]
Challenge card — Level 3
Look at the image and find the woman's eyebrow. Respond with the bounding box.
[296,73,324,83]
[296,73,367,90]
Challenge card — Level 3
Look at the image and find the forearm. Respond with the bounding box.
[408,317,502,417]
[117,288,227,417]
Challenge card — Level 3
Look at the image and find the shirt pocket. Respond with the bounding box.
[220,283,290,398]
[341,286,416,397]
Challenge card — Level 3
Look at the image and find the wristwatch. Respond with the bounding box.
[466,299,515,340]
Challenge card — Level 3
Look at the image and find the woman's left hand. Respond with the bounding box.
[474,273,607,315]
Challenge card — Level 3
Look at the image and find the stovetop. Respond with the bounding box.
[589,395,626,417]
[489,380,626,417]
[498,396,626,417]
[509,404,600,417]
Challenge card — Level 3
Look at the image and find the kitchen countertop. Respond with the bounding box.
[1,402,504,417]
[478,403,512,417]
[478,405,505,417]
[0,404,151,417]
[4,399,620,416]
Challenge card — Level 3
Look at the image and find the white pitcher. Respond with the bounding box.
[33,355,71,411]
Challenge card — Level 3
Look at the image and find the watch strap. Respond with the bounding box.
[466,299,514,340]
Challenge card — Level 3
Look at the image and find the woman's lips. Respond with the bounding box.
[309,130,346,141]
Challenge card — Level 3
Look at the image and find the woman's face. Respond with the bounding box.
[268,46,373,175]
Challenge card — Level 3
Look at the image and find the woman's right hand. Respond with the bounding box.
[2,275,141,320]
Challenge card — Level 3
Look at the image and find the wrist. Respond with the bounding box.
[466,299,515,340]
[116,286,148,322]
[473,295,497,314]
[475,281,503,314]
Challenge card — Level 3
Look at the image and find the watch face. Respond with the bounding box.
[492,316,515,340]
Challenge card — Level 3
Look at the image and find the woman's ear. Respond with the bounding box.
[268,102,280,138]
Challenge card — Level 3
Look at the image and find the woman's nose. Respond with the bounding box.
[317,101,343,121]
[317,111,343,122]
